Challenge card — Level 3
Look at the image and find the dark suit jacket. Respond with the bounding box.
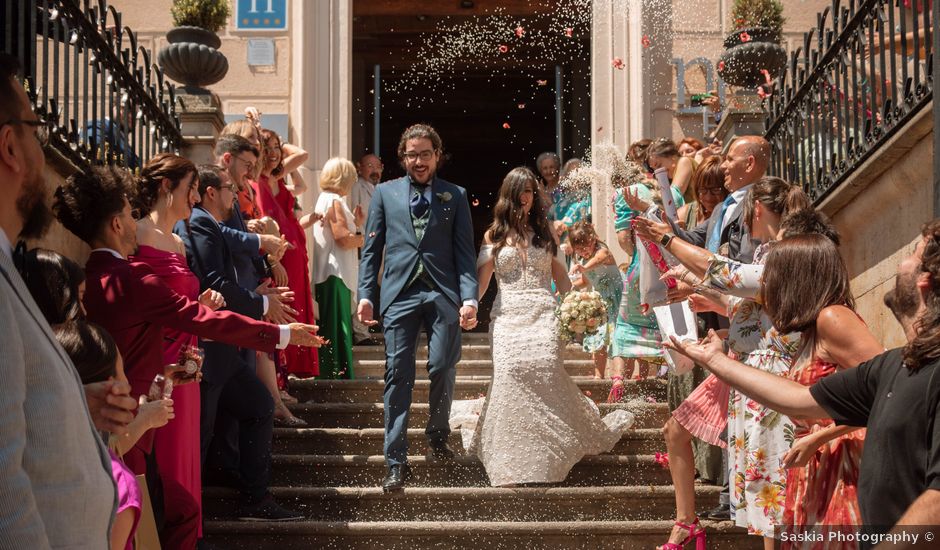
[358,176,478,315]
[83,251,279,435]
[669,191,757,263]
[176,207,265,320]
[222,206,268,290]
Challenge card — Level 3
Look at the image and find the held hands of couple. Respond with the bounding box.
[84,379,137,436]
[459,305,478,331]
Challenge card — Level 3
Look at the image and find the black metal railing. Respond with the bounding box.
[764,0,934,203]
[2,0,182,173]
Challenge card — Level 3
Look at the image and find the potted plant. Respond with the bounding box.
[157,0,231,90]
[717,0,787,88]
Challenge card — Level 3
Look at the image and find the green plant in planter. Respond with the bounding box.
[730,0,785,41]
[171,0,231,33]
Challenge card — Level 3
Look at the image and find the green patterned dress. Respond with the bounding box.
[575,246,622,355]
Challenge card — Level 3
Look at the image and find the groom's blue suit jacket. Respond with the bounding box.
[358,176,478,315]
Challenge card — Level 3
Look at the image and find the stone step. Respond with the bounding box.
[202,519,759,549]
[288,402,670,431]
[348,358,597,379]
[204,485,722,522]
[272,427,666,456]
[290,378,667,404]
[268,454,673,487]
[353,343,587,361]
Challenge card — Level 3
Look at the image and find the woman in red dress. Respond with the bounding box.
[130,153,226,549]
[253,129,319,381]
[759,235,883,548]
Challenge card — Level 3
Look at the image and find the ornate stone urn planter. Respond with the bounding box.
[717,26,787,88]
[157,25,228,90]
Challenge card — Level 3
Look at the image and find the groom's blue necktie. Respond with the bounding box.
[411,184,430,219]
[706,194,736,253]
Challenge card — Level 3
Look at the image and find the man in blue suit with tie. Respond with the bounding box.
[357,124,479,492]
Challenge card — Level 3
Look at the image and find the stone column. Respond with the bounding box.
[176,90,226,166]
[591,0,673,264]
[290,0,353,269]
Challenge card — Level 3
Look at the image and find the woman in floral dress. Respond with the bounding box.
[633,177,812,550]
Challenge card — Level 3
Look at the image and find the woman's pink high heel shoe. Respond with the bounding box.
[657,517,706,550]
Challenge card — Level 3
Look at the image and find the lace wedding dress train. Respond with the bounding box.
[451,241,634,487]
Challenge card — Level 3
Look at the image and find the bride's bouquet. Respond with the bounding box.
[556,290,608,343]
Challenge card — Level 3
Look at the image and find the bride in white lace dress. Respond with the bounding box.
[451,167,634,487]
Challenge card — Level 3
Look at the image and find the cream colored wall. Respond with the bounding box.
[109,0,292,125]
[822,124,934,348]
[669,0,832,139]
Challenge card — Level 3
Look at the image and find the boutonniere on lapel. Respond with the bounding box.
[436,191,452,203]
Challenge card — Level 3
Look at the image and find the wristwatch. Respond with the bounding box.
[659,233,675,247]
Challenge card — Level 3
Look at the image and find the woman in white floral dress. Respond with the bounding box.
[634,176,812,550]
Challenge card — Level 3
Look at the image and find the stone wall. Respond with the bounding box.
[818,105,935,349]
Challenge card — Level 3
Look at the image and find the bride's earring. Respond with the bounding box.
[166,192,174,210]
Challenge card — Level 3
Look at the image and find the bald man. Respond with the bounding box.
[349,153,384,343]
[666,135,769,263]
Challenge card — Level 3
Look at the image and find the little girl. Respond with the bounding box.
[54,320,175,550]
[567,221,623,380]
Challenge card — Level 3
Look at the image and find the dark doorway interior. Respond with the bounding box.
[352,0,592,324]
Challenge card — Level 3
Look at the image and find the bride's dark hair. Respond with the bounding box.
[487,166,556,256]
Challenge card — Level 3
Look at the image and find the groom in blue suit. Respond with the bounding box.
[357,124,479,492]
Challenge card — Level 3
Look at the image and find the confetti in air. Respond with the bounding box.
[740,31,752,42]
[611,57,625,70]
[502,122,511,129]
[514,26,525,37]
[564,27,574,37]
[517,103,526,109]
[472,199,481,206]
[498,44,509,53]
[537,79,548,86]
[641,35,651,48]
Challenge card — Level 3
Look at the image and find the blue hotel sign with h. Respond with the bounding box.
[236,0,287,31]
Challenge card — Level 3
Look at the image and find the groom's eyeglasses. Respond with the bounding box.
[402,150,436,163]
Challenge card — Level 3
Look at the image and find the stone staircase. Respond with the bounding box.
[203,333,759,549]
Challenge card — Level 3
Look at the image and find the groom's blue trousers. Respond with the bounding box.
[382,281,461,466]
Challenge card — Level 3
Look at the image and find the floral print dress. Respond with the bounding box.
[703,243,801,537]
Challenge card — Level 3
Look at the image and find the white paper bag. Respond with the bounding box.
[652,301,697,375]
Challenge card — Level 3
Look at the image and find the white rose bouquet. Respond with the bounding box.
[556,290,608,343]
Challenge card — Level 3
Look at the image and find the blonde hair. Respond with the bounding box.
[319,157,358,194]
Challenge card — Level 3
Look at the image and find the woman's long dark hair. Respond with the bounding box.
[487,167,556,256]
[53,320,119,384]
[762,234,854,339]
[22,248,86,325]
[904,220,940,370]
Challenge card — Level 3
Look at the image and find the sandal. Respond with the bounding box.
[606,376,624,403]
[274,402,307,427]
[656,517,706,550]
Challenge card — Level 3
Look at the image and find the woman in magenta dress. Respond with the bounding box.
[131,153,226,549]
[254,129,319,379]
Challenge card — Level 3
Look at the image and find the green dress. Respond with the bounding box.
[575,246,622,355]
[608,182,683,362]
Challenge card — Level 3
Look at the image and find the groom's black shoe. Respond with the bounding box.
[427,439,456,461]
[382,463,412,493]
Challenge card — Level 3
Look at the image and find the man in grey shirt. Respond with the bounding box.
[0,53,136,549]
